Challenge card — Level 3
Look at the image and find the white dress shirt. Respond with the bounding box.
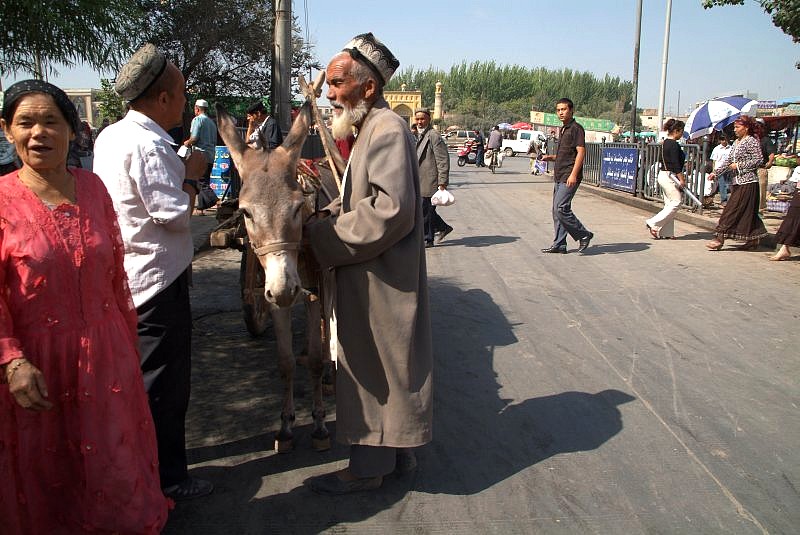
[94,110,193,307]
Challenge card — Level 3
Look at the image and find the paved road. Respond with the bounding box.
[166,155,799,534]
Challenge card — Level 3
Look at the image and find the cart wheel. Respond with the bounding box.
[240,246,271,337]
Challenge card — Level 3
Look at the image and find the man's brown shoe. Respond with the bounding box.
[304,472,383,495]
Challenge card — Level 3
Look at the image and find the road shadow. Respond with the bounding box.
[577,242,650,255]
[432,235,519,248]
[166,269,634,532]
[417,280,635,495]
[673,230,716,242]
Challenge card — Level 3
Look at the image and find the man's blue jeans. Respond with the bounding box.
[475,146,484,166]
[717,172,730,203]
[551,181,589,248]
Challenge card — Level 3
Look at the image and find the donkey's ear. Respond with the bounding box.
[280,101,311,154]
[215,104,248,171]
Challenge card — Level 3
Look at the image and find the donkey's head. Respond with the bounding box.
[216,102,312,308]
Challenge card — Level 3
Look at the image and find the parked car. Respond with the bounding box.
[444,130,479,150]
[501,129,547,156]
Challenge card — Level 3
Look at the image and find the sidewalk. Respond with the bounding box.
[579,181,784,248]
[191,209,221,255]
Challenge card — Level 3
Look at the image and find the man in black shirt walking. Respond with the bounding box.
[539,98,593,253]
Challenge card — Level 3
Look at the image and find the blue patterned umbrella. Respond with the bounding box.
[684,96,758,139]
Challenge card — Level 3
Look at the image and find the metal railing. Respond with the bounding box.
[553,138,710,213]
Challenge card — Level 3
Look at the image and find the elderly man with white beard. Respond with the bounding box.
[303,33,433,495]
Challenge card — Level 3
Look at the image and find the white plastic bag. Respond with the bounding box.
[431,189,455,206]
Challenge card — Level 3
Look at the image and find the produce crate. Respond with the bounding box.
[766,199,790,214]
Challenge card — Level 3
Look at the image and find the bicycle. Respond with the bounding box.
[487,148,498,174]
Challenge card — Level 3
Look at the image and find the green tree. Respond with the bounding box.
[134,0,319,98]
[387,62,633,131]
[0,0,141,80]
[702,0,800,67]
[95,78,126,122]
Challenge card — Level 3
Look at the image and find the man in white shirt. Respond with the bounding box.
[710,136,732,204]
[94,43,213,501]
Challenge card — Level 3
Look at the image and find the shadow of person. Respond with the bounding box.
[576,242,650,255]
[165,278,635,533]
[434,235,519,248]
[416,281,635,495]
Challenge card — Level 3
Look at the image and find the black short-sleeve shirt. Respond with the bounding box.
[554,119,585,183]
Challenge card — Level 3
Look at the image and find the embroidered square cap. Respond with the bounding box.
[342,33,399,85]
[115,43,168,101]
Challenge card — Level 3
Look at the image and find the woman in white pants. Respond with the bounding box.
[646,119,686,239]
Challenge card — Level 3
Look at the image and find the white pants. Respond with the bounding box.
[646,171,682,238]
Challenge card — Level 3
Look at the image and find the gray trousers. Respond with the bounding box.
[551,180,589,248]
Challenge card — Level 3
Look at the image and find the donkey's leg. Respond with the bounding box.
[305,292,330,451]
[270,305,296,453]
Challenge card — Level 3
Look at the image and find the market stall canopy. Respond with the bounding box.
[684,96,758,139]
[497,122,513,130]
[761,115,799,132]
[510,121,532,130]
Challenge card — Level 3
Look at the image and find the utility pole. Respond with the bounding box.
[656,0,672,135]
[631,0,642,142]
[272,0,292,134]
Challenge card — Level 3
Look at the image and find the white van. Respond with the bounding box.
[501,130,547,156]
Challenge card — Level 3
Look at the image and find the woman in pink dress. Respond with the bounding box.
[0,80,169,533]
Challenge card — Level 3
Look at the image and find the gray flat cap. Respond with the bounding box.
[115,43,168,101]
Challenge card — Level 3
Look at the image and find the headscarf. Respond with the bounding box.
[2,79,80,135]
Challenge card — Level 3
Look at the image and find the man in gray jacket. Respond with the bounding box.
[415,107,453,247]
[304,32,433,496]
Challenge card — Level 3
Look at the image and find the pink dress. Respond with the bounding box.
[0,169,169,534]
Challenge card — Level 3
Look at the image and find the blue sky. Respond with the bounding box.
[5,0,799,114]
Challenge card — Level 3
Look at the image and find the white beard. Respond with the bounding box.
[331,99,369,140]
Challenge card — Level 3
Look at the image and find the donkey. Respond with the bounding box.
[215,101,332,453]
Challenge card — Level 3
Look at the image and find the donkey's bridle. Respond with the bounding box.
[252,241,301,257]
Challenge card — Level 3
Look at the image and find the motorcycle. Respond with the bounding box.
[456,139,478,166]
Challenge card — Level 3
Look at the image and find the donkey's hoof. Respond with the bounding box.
[275,437,294,454]
[312,436,331,452]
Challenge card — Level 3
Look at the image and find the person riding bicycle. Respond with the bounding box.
[486,125,503,166]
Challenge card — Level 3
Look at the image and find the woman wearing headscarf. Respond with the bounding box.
[646,119,686,239]
[706,116,768,250]
[0,80,169,534]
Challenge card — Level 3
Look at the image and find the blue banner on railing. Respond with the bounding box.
[600,147,638,193]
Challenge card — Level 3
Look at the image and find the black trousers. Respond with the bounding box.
[422,197,448,243]
[137,269,192,488]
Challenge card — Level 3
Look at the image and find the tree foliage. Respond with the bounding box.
[134,0,319,98]
[0,0,141,79]
[95,78,126,122]
[702,0,800,67]
[388,62,633,131]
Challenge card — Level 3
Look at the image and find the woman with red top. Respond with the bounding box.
[0,80,169,534]
[706,116,768,251]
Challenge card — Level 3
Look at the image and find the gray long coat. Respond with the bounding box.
[417,126,450,197]
[307,98,433,448]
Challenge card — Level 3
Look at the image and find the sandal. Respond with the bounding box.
[646,224,660,240]
[705,240,723,251]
